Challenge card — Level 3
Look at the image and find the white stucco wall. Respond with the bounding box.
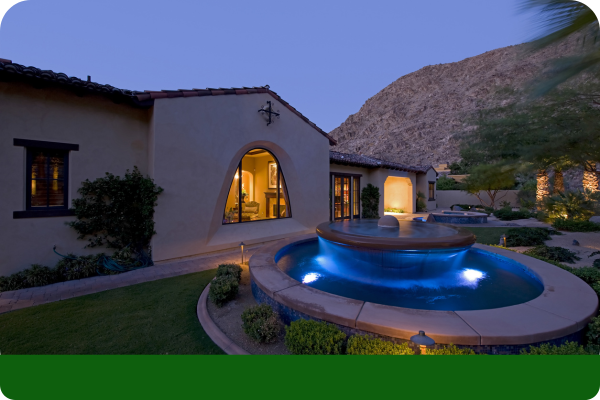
[0,81,150,276]
[150,93,330,262]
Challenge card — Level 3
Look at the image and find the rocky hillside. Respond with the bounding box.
[329,34,592,167]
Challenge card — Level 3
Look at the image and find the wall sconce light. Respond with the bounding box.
[240,242,245,265]
[410,330,435,355]
[258,101,280,126]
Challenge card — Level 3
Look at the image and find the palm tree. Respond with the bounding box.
[519,0,599,95]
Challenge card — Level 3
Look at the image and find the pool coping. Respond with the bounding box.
[249,234,598,346]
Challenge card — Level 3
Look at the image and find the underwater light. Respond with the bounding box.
[462,269,484,282]
[302,273,320,284]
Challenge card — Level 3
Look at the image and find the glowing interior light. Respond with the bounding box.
[462,269,484,282]
[302,273,320,284]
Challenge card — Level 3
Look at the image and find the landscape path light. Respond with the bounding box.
[240,242,245,265]
[410,330,435,355]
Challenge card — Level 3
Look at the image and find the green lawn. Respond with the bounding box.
[463,227,512,245]
[0,270,223,355]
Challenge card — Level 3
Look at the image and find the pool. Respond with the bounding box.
[275,238,544,311]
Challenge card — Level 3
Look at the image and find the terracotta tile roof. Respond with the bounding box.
[330,150,435,175]
[0,60,336,145]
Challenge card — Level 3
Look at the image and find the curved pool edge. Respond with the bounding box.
[249,234,598,351]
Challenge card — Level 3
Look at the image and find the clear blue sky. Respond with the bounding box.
[0,0,536,132]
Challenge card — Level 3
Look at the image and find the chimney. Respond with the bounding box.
[87,76,91,82]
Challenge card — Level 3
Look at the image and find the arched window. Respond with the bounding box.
[223,148,291,224]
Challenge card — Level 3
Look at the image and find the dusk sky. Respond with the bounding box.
[0,0,538,132]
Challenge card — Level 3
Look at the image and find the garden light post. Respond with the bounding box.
[240,242,245,265]
[410,330,435,355]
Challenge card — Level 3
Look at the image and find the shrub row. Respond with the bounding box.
[208,263,243,307]
[505,227,560,247]
[520,341,596,355]
[0,254,121,293]
[282,319,479,355]
[552,218,600,232]
[493,208,534,221]
[523,245,581,264]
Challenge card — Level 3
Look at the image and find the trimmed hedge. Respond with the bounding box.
[523,245,581,264]
[346,335,414,355]
[493,208,533,221]
[552,218,600,232]
[425,344,477,355]
[241,304,281,343]
[520,341,592,355]
[284,319,346,355]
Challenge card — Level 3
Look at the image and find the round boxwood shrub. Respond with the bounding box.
[216,263,243,282]
[284,319,346,355]
[241,304,281,343]
[208,275,239,307]
[346,335,414,355]
[425,344,477,355]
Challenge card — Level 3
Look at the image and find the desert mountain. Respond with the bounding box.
[329,34,591,167]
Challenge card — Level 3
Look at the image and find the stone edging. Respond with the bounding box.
[196,281,250,355]
[250,234,599,346]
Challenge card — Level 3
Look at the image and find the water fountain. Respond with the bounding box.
[249,217,598,353]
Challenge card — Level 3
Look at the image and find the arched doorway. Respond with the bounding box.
[223,148,291,224]
[384,176,413,213]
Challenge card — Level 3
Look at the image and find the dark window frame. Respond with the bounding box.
[13,139,78,219]
[222,147,292,225]
[428,181,436,201]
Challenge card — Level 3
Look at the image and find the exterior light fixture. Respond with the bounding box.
[240,242,245,265]
[258,100,280,126]
[410,330,435,355]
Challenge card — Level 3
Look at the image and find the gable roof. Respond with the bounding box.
[0,59,336,145]
[330,150,436,175]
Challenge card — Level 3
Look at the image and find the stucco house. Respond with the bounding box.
[0,59,435,276]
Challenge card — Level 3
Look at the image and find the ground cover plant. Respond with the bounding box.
[284,319,346,355]
[552,218,600,232]
[384,208,405,213]
[505,227,560,247]
[523,245,581,264]
[241,304,281,343]
[0,270,222,354]
[346,335,414,355]
[0,253,123,293]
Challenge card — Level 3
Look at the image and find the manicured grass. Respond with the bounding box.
[463,227,512,245]
[0,270,223,355]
